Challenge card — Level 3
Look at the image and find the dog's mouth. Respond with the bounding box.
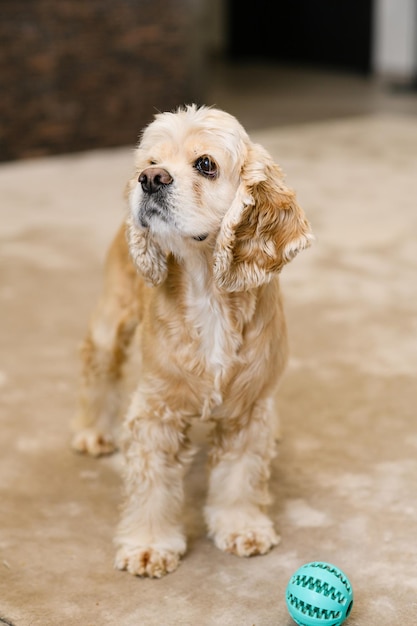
[138,196,171,228]
[138,202,208,242]
[136,195,209,243]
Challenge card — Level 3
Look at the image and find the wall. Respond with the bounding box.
[373,0,417,78]
[0,0,205,161]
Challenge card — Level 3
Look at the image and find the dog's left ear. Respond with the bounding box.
[213,142,313,292]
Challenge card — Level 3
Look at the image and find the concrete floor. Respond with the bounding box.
[2,109,417,626]
[2,58,417,626]
[205,57,417,130]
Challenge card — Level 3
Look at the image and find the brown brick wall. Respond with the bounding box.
[0,0,205,161]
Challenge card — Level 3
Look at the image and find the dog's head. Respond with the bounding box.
[127,104,313,291]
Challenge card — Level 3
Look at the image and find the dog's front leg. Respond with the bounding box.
[114,400,195,578]
[72,226,139,457]
[205,398,280,557]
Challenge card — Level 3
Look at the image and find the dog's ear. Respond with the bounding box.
[126,215,168,286]
[213,143,313,292]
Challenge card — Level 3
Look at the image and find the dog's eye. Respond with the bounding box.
[194,156,218,178]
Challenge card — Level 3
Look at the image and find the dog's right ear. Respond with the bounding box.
[126,214,168,286]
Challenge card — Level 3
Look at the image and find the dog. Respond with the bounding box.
[72,104,313,578]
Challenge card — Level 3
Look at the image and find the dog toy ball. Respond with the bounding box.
[285,561,353,626]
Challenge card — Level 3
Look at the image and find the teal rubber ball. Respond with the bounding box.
[286,561,353,626]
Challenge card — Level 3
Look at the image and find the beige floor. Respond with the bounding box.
[206,58,417,130]
[1,63,417,625]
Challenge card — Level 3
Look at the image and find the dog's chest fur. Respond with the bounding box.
[185,277,237,371]
[143,255,272,420]
[181,263,257,415]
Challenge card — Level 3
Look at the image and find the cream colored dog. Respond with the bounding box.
[72,104,313,578]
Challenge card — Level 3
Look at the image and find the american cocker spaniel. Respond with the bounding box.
[72,104,313,578]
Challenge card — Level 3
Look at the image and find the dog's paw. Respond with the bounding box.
[71,428,116,457]
[217,526,280,557]
[114,545,182,578]
[207,509,280,557]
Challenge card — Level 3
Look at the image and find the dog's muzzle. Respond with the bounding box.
[137,167,173,228]
[136,166,208,242]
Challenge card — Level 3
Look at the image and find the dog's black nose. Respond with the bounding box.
[139,167,173,194]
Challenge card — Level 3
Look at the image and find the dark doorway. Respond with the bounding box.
[227,0,374,74]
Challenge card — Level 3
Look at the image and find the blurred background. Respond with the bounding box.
[1,0,416,162]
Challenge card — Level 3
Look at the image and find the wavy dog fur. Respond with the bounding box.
[72,104,313,578]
